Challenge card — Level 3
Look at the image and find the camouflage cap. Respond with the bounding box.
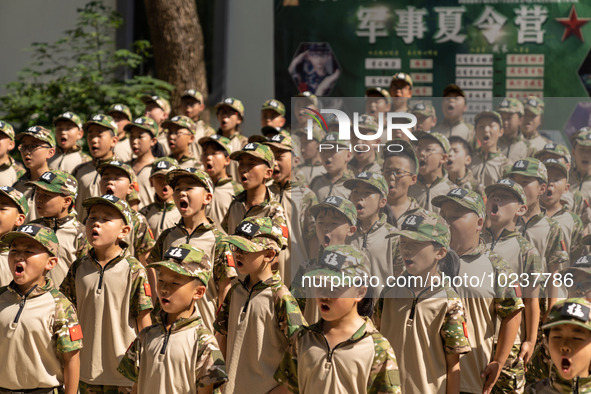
[575,127,591,147]
[356,114,378,133]
[141,95,171,114]
[320,132,350,148]
[2,223,59,256]
[261,126,290,139]
[388,211,451,247]
[263,133,292,152]
[344,171,388,196]
[416,131,450,154]
[199,134,232,156]
[0,185,28,215]
[303,244,370,282]
[181,89,204,103]
[410,101,436,117]
[229,142,275,168]
[106,103,133,121]
[522,96,544,115]
[383,139,420,172]
[150,157,180,178]
[391,72,413,88]
[83,114,117,133]
[543,158,568,180]
[162,115,197,135]
[309,196,357,225]
[497,98,524,116]
[166,167,213,193]
[53,111,83,129]
[506,157,548,184]
[563,255,591,276]
[474,110,503,127]
[262,99,286,116]
[215,97,244,118]
[82,194,133,225]
[432,188,485,218]
[97,160,137,184]
[17,126,56,148]
[223,217,288,252]
[0,120,15,140]
[148,244,211,284]
[249,135,268,144]
[542,298,591,332]
[365,87,391,102]
[27,170,78,201]
[296,91,319,107]
[443,84,465,97]
[124,116,160,137]
[484,178,527,205]
[534,143,571,163]
[293,123,325,143]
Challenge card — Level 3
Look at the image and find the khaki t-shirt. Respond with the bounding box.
[139,200,181,240]
[0,279,83,390]
[0,157,25,188]
[206,178,242,231]
[130,162,155,210]
[114,137,133,163]
[408,172,456,214]
[297,161,326,187]
[433,119,475,143]
[13,176,39,222]
[470,149,510,187]
[309,171,354,202]
[498,135,533,164]
[517,212,569,273]
[48,147,91,174]
[60,250,153,386]
[221,188,286,235]
[73,156,116,219]
[0,246,11,287]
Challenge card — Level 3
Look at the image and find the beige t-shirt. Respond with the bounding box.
[0,247,11,287]
[48,148,91,174]
[73,157,114,219]
[139,200,181,241]
[206,178,242,231]
[310,172,353,202]
[408,172,456,214]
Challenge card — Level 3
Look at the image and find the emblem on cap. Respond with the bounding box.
[19,225,38,235]
[449,188,468,197]
[324,196,343,205]
[40,172,56,183]
[403,215,424,229]
[561,302,589,321]
[165,247,190,261]
[271,134,284,142]
[500,100,509,107]
[499,178,513,185]
[103,194,118,202]
[237,222,259,236]
[528,98,538,107]
[321,251,346,269]
[156,161,169,169]
[243,143,256,150]
[514,160,527,169]
[225,98,234,104]
[92,114,103,121]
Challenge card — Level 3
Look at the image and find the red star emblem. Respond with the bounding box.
[555,5,591,42]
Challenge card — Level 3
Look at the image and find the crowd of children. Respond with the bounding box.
[0,73,591,394]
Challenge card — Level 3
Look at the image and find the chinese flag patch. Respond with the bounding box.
[144,283,152,297]
[69,325,83,341]
[561,240,567,252]
[133,181,139,192]
[147,228,154,240]
[281,224,288,238]
[226,252,235,268]
[462,321,469,339]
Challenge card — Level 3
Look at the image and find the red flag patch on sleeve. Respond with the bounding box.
[144,283,152,297]
[462,321,469,339]
[561,240,567,252]
[69,325,83,341]
[281,224,288,238]
[226,251,235,268]
[147,228,154,240]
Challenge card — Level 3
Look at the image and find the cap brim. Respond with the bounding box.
[26,181,63,195]
[124,123,154,135]
[82,198,130,224]
[309,203,352,223]
[431,194,455,208]
[484,184,525,204]
[166,170,211,191]
[342,178,383,195]
[302,268,345,280]
[386,230,435,242]
[1,231,55,256]
[542,320,591,332]
[223,236,263,253]
[263,141,290,151]
[563,266,591,276]
[229,150,268,165]
[147,261,192,276]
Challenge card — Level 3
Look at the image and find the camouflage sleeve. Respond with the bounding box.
[213,243,237,284]
[194,326,228,389]
[301,188,318,244]
[520,238,543,295]
[213,284,235,335]
[129,260,154,318]
[367,333,401,394]
[51,289,83,353]
[117,336,141,383]
[546,219,569,272]
[274,285,306,339]
[373,296,384,331]
[268,201,288,231]
[75,223,89,260]
[441,295,471,354]
[59,258,80,305]
[569,212,586,261]
[490,252,525,319]
[221,207,230,234]
[133,212,156,256]
[273,329,302,393]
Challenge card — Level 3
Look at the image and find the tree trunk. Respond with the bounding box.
[143,0,208,119]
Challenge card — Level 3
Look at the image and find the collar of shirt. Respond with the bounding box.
[154,197,177,212]
[307,316,377,344]
[302,159,323,167]
[38,212,77,229]
[177,217,215,235]
[517,210,546,231]
[475,147,503,161]
[215,177,234,188]
[484,227,519,243]
[548,364,591,393]
[358,213,388,237]
[0,156,17,171]
[155,308,204,334]
[500,133,525,145]
[8,278,54,299]
[177,154,195,164]
[551,204,569,218]
[92,154,117,167]
[90,247,128,269]
[418,169,449,187]
[234,186,276,206]
[57,144,83,155]
[459,238,487,259]
[239,271,282,293]
[570,169,591,184]
[454,169,475,185]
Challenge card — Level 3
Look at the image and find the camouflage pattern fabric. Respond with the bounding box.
[141,95,171,114]
[17,125,56,147]
[149,157,179,178]
[83,114,117,133]
[0,185,29,215]
[181,89,204,103]
[416,131,451,153]
[366,86,391,101]
[215,97,245,117]
[534,143,571,164]
[264,133,292,151]
[492,343,525,394]
[506,157,548,184]
[389,211,451,248]
[475,110,503,127]
[344,171,388,196]
[106,104,133,121]
[54,111,83,129]
[0,120,16,140]
[78,382,132,394]
[523,96,544,115]
[166,167,214,193]
[303,244,370,283]
[2,223,59,256]
[432,187,486,218]
[198,134,233,156]
[485,178,527,205]
[27,169,78,201]
[410,101,435,117]
[223,216,287,253]
[162,115,197,135]
[262,99,286,116]
[124,116,159,137]
[575,127,591,146]
[83,194,133,225]
[147,243,211,285]
[497,98,525,116]
[229,142,275,168]
[309,195,357,225]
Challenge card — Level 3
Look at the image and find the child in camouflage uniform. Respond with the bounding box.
[470,110,510,187]
[97,160,155,264]
[309,132,354,201]
[0,223,83,394]
[199,134,242,230]
[260,98,286,129]
[60,194,153,393]
[375,211,470,393]
[483,179,544,393]
[347,115,382,176]
[434,188,524,393]
[446,136,484,194]
[29,169,88,287]
[142,95,171,156]
[179,89,216,160]
[571,128,591,221]
[119,244,228,393]
[294,123,326,186]
[275,245,401,393]
[0,186,28,286]
[521,96,550,152]
[126,116,159,209]
[496,98,534,163]
[525,298,591,393]
[163,115,201,169]
[14,125,56,222]
[49,111,91,173]
[73,114,119,218]
[215,97,249,182]
[214,217,303,394]
[139,157,181,240]
[0,121,25,187]
[107,104,134,162]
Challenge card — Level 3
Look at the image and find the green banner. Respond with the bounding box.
[275,0,591,104]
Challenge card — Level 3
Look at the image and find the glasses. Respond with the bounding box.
[18,144,51,153]
[384,169,413,179]
[167,130,193,137]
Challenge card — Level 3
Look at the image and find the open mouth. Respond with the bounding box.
[447,105,454,111]
[561,357,571,373]
[236,259,244,268]
[240,175,248,183]
[273,169,280,176]
[179,200,189,209]
[60,137,68,145]
[160,297,170,306]
[356,203,364,211]
[320,303,330,312]
[546,190,553,198]
[205,163,213,170]
[482,135,491,143]
[491,203,499,215]
[14,263,24,276]
[324,159,332,166]
[323,235,330,247]
[419,160,426,167]
[403,259,413,267]
[105,187,115,195]
[92,229,100,237]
